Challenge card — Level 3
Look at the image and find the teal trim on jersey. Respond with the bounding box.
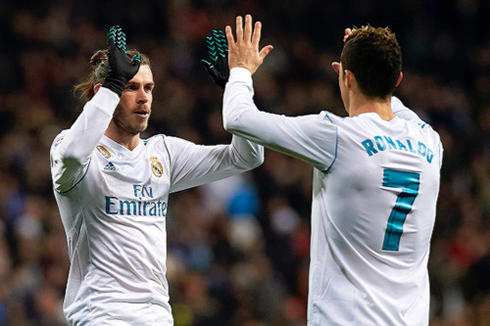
[55,157,92,195]
[143,134,165,146]
[382,169,420,251]
[322,128,338,173]
[322,111,332,122]
[321,111,338,173]
[322,110,346,121]
[162,136,172,170]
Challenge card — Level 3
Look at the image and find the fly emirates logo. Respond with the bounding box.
[105,185,167,217]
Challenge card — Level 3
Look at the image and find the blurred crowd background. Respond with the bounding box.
[0,0,489,325]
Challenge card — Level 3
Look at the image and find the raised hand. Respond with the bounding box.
[102,25,141,96]
[225,14,273,75]
[202,30,229,89]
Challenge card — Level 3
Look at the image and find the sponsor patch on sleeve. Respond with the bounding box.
[54,137,64,148]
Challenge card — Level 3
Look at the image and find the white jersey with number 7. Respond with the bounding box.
[223,68,443,325]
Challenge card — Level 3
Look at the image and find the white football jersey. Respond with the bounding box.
[224,68,443,325]
[50,87,263,325]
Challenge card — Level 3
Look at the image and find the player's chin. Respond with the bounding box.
[137,122,148,133]
[127,122,148,135]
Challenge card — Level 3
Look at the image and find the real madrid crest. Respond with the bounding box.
[150,156,163,177]
[96,145,111,159]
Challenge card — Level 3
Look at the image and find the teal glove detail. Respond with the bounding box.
[102,25,141,96]
[202,30,229,89]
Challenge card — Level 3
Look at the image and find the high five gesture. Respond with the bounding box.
[225,14,273,75]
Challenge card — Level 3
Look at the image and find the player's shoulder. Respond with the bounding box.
[142,134,167,146]
[142,134,194,147]
[51,129,69,150]
[321,110,385,126]
[320,110,346,124]
[397,116,440,139]
[142,134,198,158]
[322,110,383,130]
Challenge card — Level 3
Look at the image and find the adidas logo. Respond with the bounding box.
[103,162,119,172]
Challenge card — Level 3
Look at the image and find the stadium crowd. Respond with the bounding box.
[0,0,489,325]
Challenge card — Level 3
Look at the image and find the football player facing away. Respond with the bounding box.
[221,15,442,325]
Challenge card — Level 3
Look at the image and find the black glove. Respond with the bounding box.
[102,25,141,96]
[202,30,229,89]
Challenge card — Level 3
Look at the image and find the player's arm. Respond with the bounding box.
[223,68,337,171]
[50,89,119,193]
[160,20,264,193]
[221,15,337,171]
[165,135,264,193]
[51,26,140,193]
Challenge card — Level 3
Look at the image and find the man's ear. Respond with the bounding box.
[94,83,102,94]
[344,69,354,88]
[396,72,403,87]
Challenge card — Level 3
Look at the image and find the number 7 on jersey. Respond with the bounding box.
[382,169,420,251]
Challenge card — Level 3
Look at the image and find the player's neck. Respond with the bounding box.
[347,94,394,121]
[104,124,140,151]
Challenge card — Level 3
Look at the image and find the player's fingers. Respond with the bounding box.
[244,14,252,42]
[259,45,274,60]
[252,21,262,49]
[236,16,243,42]
[225,25,235,50]
[344,28,353,42]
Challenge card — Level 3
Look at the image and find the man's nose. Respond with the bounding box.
[136,88,148,103]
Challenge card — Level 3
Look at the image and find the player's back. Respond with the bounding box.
[308,112,442,325]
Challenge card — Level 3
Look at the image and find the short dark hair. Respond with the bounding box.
[341,25,402,99]
[74,49,151,101]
